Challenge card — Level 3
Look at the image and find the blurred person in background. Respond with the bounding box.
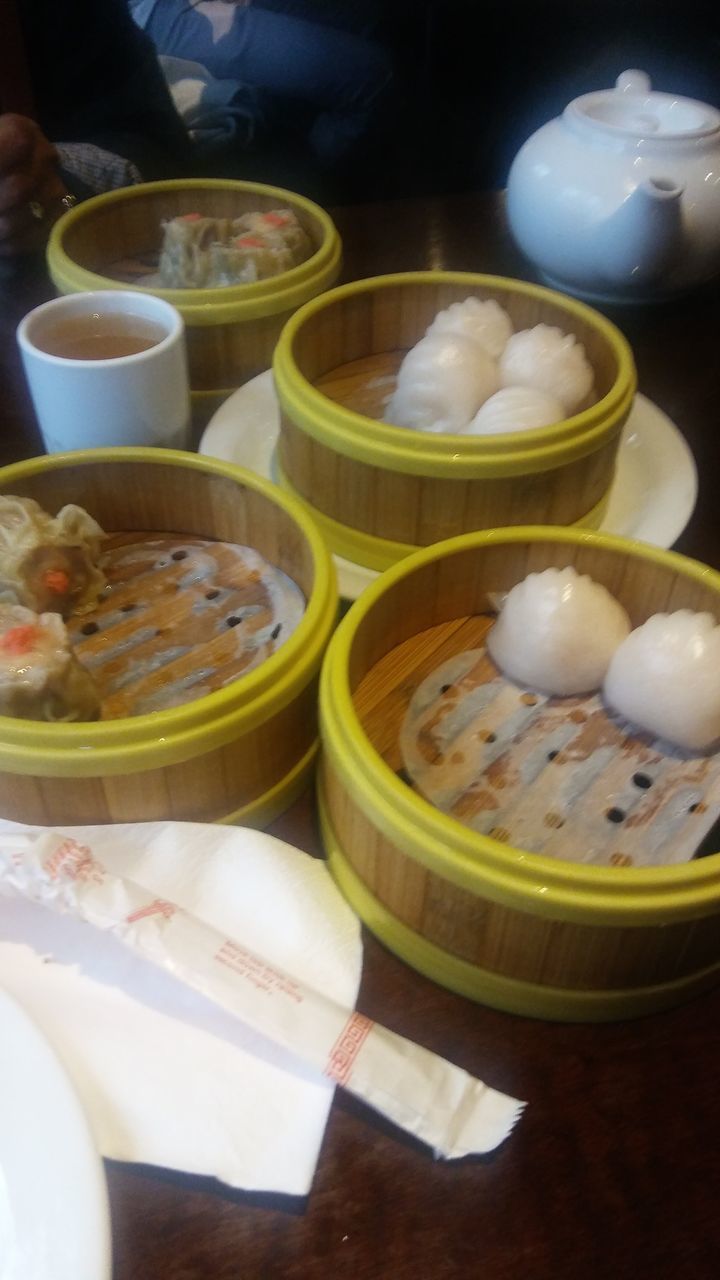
[0,0,189,258]
[128,1,394,192]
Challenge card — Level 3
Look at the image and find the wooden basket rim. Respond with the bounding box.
[0,448,337,775]
[273,270,637,478]
[319,524,720,924]
[47,178,342,324]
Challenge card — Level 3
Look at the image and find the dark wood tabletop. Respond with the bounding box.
[2,192,719,1280]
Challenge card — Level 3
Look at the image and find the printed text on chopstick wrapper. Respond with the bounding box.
[0,827,525,1159]
[216,939,304,1002]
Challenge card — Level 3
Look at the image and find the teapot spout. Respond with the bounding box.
[597,178,684,287]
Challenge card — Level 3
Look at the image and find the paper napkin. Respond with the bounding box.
[0,819,362,1195]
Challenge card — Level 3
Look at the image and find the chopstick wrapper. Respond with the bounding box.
[0,819,362,1195]
[1,826,524,1160]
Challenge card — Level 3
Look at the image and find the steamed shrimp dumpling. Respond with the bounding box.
[385,331,499,434]
[500,324,594,413]
[425,297,513,360]
[487,565,630,695]
[466,386,565,435]
[603,611,720,751]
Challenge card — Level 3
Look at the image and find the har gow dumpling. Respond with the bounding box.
[425,297,513,360]
[385,331,499,434]
[499,325,594,413]
[603,610,720,751]
[466,386,565,435]
[487,565,630,695]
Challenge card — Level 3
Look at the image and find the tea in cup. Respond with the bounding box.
[17,291,191,453]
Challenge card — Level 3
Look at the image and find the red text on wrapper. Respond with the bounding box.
[126,899,178,925]
[325,1012,374,1086]
[215,939,304,1002]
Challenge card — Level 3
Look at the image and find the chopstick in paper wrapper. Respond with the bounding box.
[0,828,524,1158]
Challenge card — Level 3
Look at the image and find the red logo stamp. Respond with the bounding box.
[45,838,98,882]
[325,1012,374,1086]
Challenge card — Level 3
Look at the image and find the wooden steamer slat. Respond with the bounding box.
[66,535,297,720]
[0,681,317,826]
[280,410,619,544]
[322,765,720,989]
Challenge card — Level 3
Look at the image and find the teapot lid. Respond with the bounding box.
[566,70,720,140]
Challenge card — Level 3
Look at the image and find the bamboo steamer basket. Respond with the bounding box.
[273,272,636,572]
[0,449,337,828]
[319,526,720,1021]
[47,179,342,426]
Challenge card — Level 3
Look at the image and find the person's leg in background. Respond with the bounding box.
[131,1,393,170]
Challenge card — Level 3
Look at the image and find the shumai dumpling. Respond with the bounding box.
[0,604,100,722]
[159,208,312,288]
[0,496,105,617]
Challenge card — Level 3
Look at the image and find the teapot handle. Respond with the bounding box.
[616,70,652,95]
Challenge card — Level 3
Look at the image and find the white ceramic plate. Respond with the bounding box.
[199,372,698,600]
[0,987,111,1280]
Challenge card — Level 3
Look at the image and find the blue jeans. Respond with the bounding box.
[129,1,393,163]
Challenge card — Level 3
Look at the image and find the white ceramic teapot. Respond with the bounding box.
[506,70,720,301]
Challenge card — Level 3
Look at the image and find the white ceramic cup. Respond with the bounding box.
[17,290,192,453]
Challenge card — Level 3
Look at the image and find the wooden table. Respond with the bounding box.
[2,193,719,1279]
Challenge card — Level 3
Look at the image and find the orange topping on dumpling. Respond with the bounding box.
[0,624,39,655]
[43,568,71,595]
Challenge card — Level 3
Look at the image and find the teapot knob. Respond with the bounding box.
[616,69,652,95]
